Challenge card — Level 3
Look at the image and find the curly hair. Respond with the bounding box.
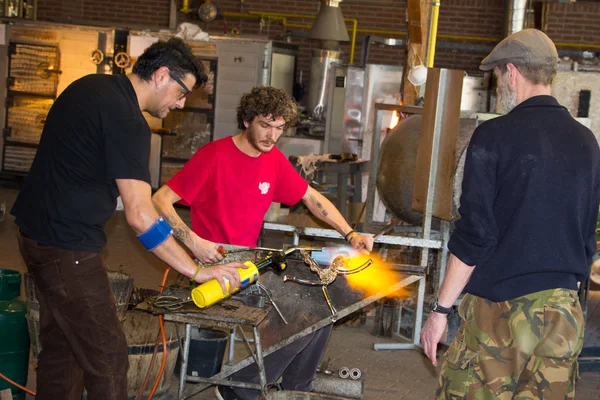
[237,86,298,131]
[132,38,208,88]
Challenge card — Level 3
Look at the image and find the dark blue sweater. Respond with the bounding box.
[449,95,600,302]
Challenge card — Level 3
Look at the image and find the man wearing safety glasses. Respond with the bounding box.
[11,38,245,400]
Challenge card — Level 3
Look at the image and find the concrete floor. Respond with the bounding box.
[0,186,599,399]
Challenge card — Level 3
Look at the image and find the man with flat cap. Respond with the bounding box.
[420,29,599,399]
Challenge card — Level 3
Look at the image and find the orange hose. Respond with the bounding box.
[148,315,168,399]
[0,371,36,396]
[147,267,171,400]
[135,330,161,400]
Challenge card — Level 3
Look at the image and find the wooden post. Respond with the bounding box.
[402,0,432,105]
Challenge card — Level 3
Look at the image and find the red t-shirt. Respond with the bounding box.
[166,137,308,246]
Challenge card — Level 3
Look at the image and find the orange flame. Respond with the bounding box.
[389,111,400,130]
[342,253,407,298]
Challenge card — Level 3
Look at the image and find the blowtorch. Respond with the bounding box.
[190,246,320,308]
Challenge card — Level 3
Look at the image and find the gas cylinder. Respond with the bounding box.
[192,261,260,308]
[0,269,30,400]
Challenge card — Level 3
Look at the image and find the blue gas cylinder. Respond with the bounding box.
[0,269,30,400]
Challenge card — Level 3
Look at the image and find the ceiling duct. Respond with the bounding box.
[506,0,528,36]
[309,0,350,43]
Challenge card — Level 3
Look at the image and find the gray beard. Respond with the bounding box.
[499,89,517,114]
[498,75,517,114]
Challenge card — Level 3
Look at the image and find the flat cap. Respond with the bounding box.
[480,29,558,71]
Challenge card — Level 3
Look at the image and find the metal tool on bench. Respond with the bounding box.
[283,251,373,320]
[372,218,399,240]
[191,246,323,309]
[149,295,194,311]
[256,282,288,324]
[216,246,280,256]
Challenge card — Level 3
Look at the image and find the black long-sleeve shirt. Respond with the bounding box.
[449,95,600,302]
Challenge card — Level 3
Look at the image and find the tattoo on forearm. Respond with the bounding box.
[162,209,191,243]
[173,227,190,243]
[315,201,329,217]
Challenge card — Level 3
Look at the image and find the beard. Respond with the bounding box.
[246,126,277,153]
[498,73,517,114]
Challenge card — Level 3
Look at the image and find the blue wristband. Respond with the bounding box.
[137,217,173,251]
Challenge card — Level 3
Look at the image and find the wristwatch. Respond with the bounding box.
[431,299,453,315]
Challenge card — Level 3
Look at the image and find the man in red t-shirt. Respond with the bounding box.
[153,86,373,399]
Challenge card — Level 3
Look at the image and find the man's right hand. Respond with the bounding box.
[195,262,247,294]
[192,237,225,264]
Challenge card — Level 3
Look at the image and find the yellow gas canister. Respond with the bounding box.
[191,261,259,308]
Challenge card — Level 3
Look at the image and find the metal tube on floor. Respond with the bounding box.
[311,373,364,399]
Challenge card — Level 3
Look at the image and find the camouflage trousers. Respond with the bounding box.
[436,288,584,400]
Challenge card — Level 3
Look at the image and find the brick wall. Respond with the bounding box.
[545,2,600,49]
[435,0,504,74]
[35,0,600,78]
[187,0,409,88]
[36,0,170,27]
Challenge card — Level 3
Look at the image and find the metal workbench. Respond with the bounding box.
[138,257,423,399]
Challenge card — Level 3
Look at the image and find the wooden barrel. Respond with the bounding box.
[24,269,134,362]
[121,310,180,400]
[78,310,179,399]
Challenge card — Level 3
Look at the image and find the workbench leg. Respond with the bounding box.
[227,327,237,365]
[373,276,426,351]
[253,326,267,397]
[413,276,426,346]
[179,323,192,400]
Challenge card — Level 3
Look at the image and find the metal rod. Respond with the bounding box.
[236,324,259,366]
[413,275,426,346]
[436,220,450,293]
[227,327,236,365]
[374,343,416,350]
[426,1,441,68]
[185,377,263,390]
[420,69,448,267]
[262,223,443,249]
[254,326,268,397]
[322,285,338,319]
[366,107,384,227]
[178,323,192,400]
[372,221,397,240]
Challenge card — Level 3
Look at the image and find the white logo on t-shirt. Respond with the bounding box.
[258,182,270,195]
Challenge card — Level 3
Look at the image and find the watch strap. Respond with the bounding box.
[432,299,453,315]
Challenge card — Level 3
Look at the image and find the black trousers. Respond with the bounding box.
[231,324,333,399]
[18,230,128,400]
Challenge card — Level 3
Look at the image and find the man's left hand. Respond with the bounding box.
[349,234,374,252]
[420,312,448,366]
